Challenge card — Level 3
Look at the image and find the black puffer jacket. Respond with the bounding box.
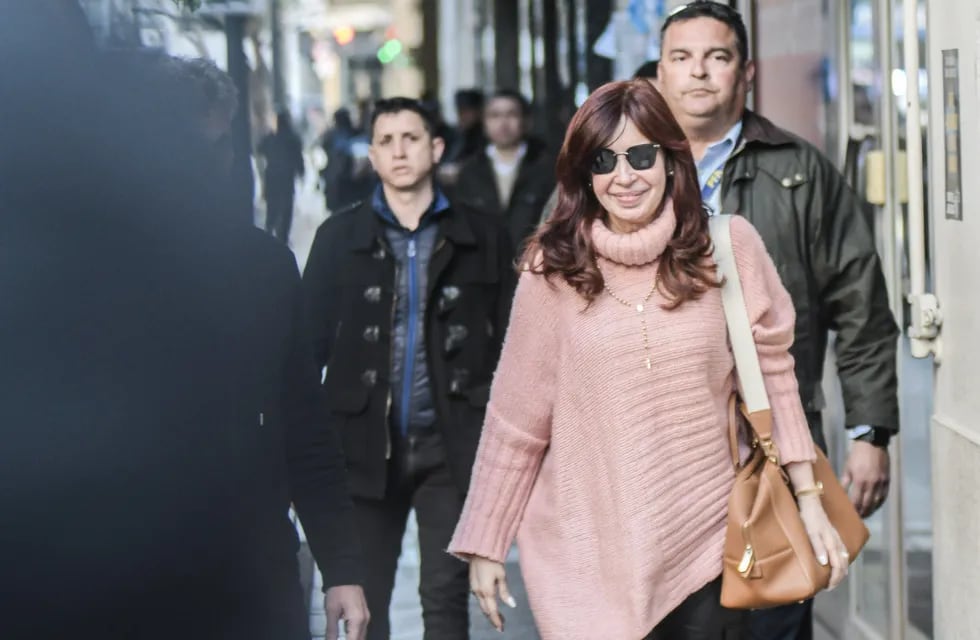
[382,214,440,435]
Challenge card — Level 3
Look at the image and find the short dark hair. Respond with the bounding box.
[660,1,749,65]
[135,54,238,122]
[454,89,484,111]
[488,89,531,116]
[370,97,438,138]
[180,57,240,119]
[633,60,659,80]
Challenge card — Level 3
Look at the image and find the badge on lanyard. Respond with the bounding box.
[701,167,725,215]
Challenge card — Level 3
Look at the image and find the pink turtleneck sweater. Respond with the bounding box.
[448,203,816,639]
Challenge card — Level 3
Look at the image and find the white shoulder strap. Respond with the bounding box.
[708,215,770,413]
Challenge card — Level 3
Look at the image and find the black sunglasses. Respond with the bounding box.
[590,143,661,175]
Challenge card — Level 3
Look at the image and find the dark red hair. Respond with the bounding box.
[526,79,718,308]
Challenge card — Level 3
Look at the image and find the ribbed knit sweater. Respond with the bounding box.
[448,202,816,639]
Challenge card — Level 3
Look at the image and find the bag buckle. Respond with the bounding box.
[758,438,780,465]
[737,544,755,577]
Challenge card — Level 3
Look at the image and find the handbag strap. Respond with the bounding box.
[708,215,777,452]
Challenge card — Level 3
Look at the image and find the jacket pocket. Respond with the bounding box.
[324,384,372,464]
[326,383,371,416]
[465,384,491,408]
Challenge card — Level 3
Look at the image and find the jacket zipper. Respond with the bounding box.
[426,237,447,429]
[400,236,419,438]
[383,240,397,460]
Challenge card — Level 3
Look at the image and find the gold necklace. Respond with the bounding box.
[597,261,660,370]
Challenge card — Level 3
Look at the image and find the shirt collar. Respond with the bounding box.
[486,142,528,166]
[696,119,743,184]
[372,183,450,230]
[705,120,742,158]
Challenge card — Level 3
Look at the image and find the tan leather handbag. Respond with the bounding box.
[709,215,870,610]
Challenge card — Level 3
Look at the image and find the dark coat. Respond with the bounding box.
[453,139,556,254]
[721,110,899,438]
[1,215,360,637]
[303,200,516,499]
[259,130,304,197]
[1,9,359,637]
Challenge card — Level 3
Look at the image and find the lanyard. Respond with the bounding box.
[701,166,725,209]
[700,135,742,214]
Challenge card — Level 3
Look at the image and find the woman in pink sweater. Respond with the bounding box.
[448,80,850,639]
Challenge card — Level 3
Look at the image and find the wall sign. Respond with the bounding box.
[943,49,963,220]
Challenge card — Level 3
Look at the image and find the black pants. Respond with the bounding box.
[747,599,813,640]
[645,577,747,640]
[352,430,469,640]
[265,188,295,244]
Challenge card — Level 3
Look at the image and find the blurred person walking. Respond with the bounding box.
[303,97,515,640]
[0,6,366,638]
[319,107,358,212]
[145,53,371,640]
[449,80,848,640]
[453,89,556,257]
[259,109,305,244]
[656,3,898,638]
[436,89,486,187]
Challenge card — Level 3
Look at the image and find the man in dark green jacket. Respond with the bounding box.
[657,3,899,639]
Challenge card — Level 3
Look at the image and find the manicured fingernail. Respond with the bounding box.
[505,595,517,608]
[818,554,828,565]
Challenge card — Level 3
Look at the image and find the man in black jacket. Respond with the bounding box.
[0,8,368,636]
[656,3,899,639]
[150,54,371,640]
[453,89,556,257]
[303,97,515,640]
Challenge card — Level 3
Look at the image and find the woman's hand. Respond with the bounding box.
[785,460,849,590]
[798,495,849,589]
[469,556,517,632]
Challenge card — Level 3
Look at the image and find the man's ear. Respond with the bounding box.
[431,135,446,164]
[743,60,756,92]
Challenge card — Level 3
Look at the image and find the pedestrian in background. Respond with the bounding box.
[656,3,898,638]
[437,89,486,187]
[319,107,358,212]
[259,109,305,244]
[453,89,556,258]
[449,79,848,640]
[303,97,515,640]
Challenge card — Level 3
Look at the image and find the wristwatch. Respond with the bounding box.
[847,425,892,447]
